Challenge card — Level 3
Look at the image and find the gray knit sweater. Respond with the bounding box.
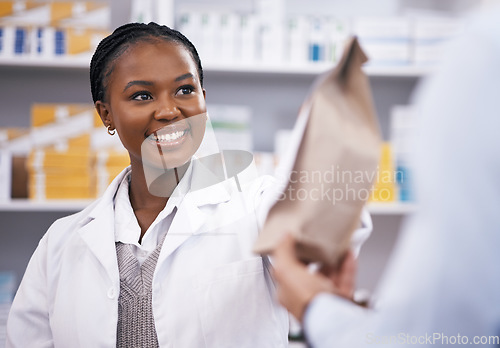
[115,240,165,348]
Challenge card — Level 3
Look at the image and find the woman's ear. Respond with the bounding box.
[202,88,206,100]
[95,101,113,129]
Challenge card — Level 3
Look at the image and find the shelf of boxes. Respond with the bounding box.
[366,202,417,215]
[0,199,417,215]
[204,63,433,77]
[1,103,419,214]
[0,56,92,69]
[0,57,432,77]
[0,199,93,212]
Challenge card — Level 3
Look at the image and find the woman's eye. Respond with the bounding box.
[176,86,195,96]
[132,93,152,101]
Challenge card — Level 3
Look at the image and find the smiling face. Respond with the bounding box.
[96,38,207,170]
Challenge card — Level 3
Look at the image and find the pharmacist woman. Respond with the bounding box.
[6,23,371,348]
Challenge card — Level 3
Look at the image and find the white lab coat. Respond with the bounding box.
[7,161,372,348]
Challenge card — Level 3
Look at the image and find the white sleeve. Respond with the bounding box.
[6,235,53,348]
[304,293,373,348]
[252,174,281,230]
[350,208,372,257]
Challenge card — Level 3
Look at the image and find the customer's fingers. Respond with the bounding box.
[272,233,299,270]
[334,250,357,299]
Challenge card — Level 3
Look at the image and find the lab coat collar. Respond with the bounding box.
[75,168,129,284]
[81,160,233,221]
[75,163,233,280]
[185,156,232,207]
[77,203,119,285]
[155,159,235,262]
[154,194,206,263]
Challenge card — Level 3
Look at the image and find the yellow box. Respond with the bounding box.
[0,128,29,142]
[31,104,94,128]
[29,184,96,200]
[67,134,91,149]
[369,142,396,203]
[107,166,126,182]
[50,2,73,25]
[28,149,95,170]
[29,166,93,176]
[106,151,129,168]
[0,2,13,17]
[93,109,102,128]
[31,173,95,187]
[84,2,108,13]
[67,28,91,55]
[31,105,57,127]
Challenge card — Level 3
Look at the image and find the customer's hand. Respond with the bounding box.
[271,234,357,322]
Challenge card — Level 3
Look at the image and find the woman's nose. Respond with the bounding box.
[154,97,181,121]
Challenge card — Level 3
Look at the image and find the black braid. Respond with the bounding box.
[90,22,204,103]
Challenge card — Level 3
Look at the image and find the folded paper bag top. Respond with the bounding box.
[253,37,382,267]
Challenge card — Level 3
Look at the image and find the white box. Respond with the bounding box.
[353,17,411,39]
[412,17,463,65]
[236,14,258,64]
[28,26,55,58]
[260,24,285,64]
[360,41,411,66]
[286,16,308,64]
[413,17,463,41]
[199,12,219,64]
[218,13,238,63]
[354,17,411,66]
[0,150,12,202]
[207,104,253,151]
[390,105,417,201]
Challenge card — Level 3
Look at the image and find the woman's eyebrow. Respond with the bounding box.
[175,73,194,82]
[123,80,153,92]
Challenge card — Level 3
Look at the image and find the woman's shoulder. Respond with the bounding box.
[241,174,277,194]
[41,167,130,246]
[44,165,130,240]
[44,197,104,240]
[237,174,281,213]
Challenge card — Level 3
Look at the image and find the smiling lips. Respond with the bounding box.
[149,127,189,150]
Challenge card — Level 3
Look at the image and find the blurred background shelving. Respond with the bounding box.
[0,56,433,77]
[0,199,418,214]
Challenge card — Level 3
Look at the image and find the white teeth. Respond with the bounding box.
[153,130,185,142]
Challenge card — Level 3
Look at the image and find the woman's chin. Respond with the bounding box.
[141,139,196,170]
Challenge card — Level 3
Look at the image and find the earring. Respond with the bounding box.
[107,125,116,136]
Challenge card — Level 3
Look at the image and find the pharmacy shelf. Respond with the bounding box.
[0,56,92,69]
[0,57,432,77]
[205,62,432,77]
[364,65,432,77]
[0,199,417,215]
[0,199,93,212]
[366,202,417,215]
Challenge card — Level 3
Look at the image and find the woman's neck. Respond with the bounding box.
[128,161,169,212]
[128,161,189,242]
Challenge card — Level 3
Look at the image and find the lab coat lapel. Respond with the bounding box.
[157,178,232,262]
[76,168,129,285]
[77,201,119,285]
[157,195,206,260]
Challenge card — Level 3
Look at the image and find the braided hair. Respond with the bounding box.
[90,22,203,103]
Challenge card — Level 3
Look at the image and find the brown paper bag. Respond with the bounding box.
[253,37,381,267]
